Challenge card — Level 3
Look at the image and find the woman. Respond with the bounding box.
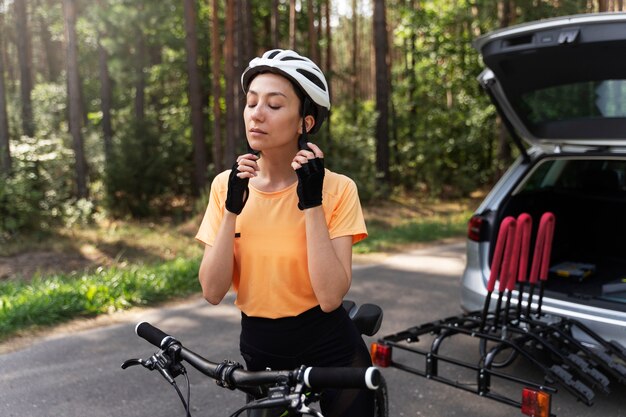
[195,49,373,416]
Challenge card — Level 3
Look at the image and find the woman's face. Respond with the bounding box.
[244,73,312,153]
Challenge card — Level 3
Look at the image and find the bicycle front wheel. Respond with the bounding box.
[374,377,389,417]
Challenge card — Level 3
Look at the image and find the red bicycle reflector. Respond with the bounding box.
[370,343,392,367]
[467,216,484,242]
[521,388,551,417]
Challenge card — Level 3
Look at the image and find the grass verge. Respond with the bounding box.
[0,258,200,342]
[355,210,471,253]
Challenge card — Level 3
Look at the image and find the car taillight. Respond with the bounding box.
[370,342,392,367]
[467,215,484,242]
[521,388,551,417]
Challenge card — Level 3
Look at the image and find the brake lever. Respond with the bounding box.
[288,378,323,417]
[121,358,145,369]
[122,355,181,387]
[123,354,162,370]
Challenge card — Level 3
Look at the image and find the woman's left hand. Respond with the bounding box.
[292,142,325,210]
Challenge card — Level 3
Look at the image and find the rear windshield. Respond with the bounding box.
[518,158,626,194]
[517,80,626,139]
[521,80,626,122]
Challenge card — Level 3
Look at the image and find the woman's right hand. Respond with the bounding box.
[225,153,259,215]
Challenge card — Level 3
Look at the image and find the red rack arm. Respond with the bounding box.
[488,216,516,292]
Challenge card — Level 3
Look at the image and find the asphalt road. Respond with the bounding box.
[1,240,625,417]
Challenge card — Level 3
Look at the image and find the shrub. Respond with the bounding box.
[0,135,76,237]
[327,101,379,201]
[104,120,191,218]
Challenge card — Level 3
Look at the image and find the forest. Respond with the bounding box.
[0,0,622,236]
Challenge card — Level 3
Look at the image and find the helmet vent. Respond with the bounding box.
[282,56,307,62]
[296,68,327,92]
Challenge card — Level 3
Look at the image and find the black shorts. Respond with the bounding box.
[240,305,374,417]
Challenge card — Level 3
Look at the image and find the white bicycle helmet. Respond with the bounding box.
[241,49,330,135]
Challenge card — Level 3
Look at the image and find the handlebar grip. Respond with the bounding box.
[135,322,175,349]
[303,367,381,390]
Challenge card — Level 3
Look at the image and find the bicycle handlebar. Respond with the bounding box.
[134,321,381,391]
[136,321,175,348]
[304,366,380,390]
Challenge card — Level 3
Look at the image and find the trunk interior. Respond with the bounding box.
[496,157,626,311]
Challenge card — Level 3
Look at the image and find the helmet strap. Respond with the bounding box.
[298,97,311,151]
[246,141,259,156]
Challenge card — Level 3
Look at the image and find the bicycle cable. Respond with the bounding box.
[228,401,273,417]
[170,369,191,417]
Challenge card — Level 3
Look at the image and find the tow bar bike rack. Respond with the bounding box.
[371,212,626,417]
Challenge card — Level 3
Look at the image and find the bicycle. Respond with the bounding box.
[123,301,388,417]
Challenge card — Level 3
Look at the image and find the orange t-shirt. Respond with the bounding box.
[195,168,367,318]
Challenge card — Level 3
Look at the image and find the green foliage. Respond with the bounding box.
[386,2,499,197]
[104,119,190,218]
[1,0,598,236]
[0,136,76,236]
[0,73,109,237]
[0,258,201,340]
[31,83,67,137]
[326,101,379,201]
[0,169,47,235]
[95,0,200,218]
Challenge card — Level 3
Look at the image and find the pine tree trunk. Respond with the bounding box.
[134,37,146,123]
[598,0,609,11]
[63,0,89,198]
[15,0,35,137]
[324,0,331,85]
[307,0,318,63]
[351,0,358,121]
[210,0,223,173]
[0,4,10,175]
[183,0,207,192]
[133,2,146,124]
[224,0,237,164]
[316,2,322,63]
[0,68,9,175]
[97,36,113,165]
[271,0,280,47]
[96,0,113,167]
[324,0,332,139]
[373,0,390,190]
[37,1,61,82]
[495,116,511,178]
[289,0,296,50]
[495,0,513,175]
[237,0,252,154]
[407,0,418,143]
[240,0,253,60]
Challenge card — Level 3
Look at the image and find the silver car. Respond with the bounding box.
[460,12,626,348]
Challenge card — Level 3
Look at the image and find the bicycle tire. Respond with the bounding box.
[374,376,389,417]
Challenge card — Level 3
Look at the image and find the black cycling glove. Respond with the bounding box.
[295,157,324,210]
[225,162,250,215]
